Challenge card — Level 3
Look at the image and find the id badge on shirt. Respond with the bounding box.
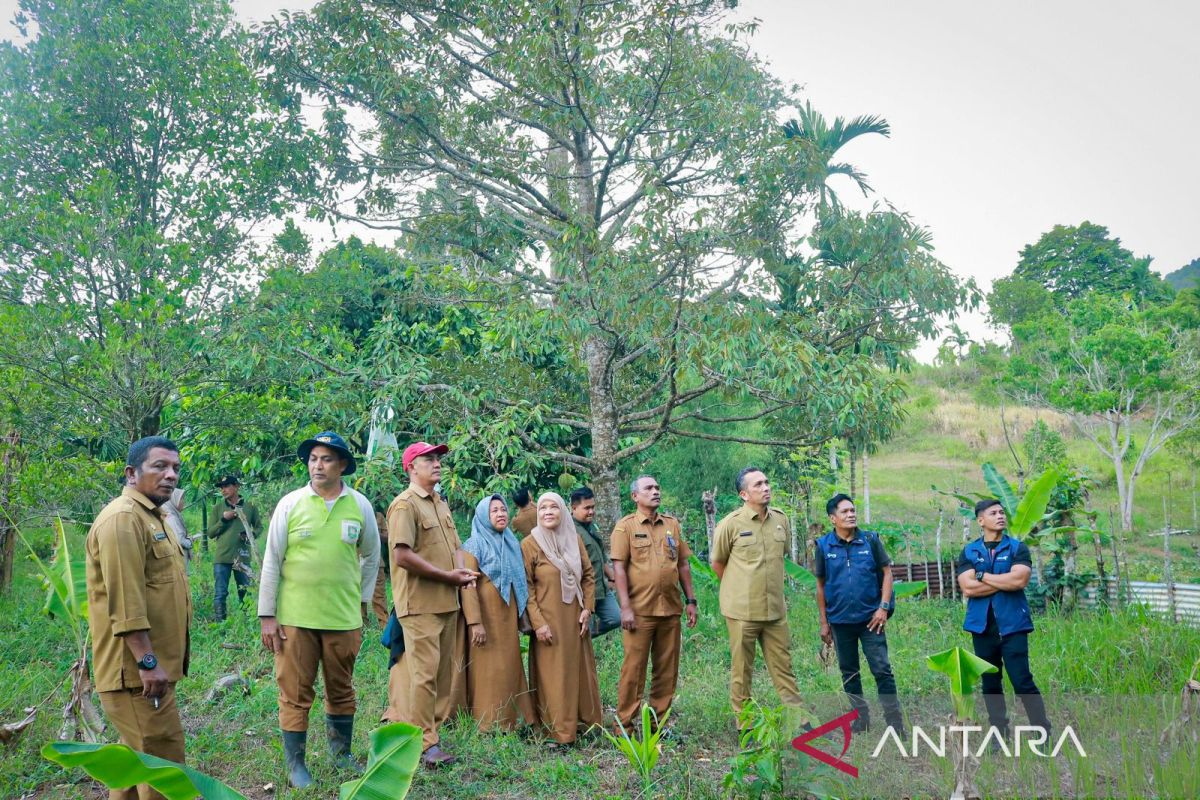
[341,520,361,545]
[666,535,678,561]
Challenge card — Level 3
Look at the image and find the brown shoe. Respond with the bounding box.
[420,745,457,769]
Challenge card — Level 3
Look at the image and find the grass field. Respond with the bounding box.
[3,523,1199,799]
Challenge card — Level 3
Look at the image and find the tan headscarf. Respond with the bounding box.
[530,492,584,606]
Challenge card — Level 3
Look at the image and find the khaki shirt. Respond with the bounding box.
[510,504,536,537]
[86,488,192,692]
[711,504,790,621]
[388,485,461,617]
[611,512,690,617]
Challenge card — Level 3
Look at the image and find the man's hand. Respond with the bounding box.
[578,608,592,637]
[470,623,487,647]
[260,616,287,653]
[620,606,637,631]
[819,621,833,645]
[139,665,169,701]
[535,624,554,644]
[222,510,237,521]
[446,568,479,588]
[867,608,888,634]
[684,604,697,628]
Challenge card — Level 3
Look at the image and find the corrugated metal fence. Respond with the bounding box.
[887,560,958,599]
[1079,578,1200,626]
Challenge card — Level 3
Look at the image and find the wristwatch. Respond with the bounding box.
[685,598,697,606]
[975,570,985,582]
[879,599,893,612]
[136,653,158,671]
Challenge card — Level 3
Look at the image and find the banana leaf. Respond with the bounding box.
[783,558,816,588]
[926,646,998,720]
[42,742,245,800]
[339,722,423,800]
[1010,466,1062,538]
[981,463,1018,518]
[688,555,717,584]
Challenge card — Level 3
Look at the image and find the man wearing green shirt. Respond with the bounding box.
[207,475,261,621]
[258,432,380,788]
[570,486,620,637]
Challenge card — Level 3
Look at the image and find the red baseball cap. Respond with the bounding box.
[402,441,449,471]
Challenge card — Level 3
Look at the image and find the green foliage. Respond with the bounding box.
[1006,221,1174,309]
[1165,257,1200,290]
[1010,466,1063,538]
[892,581,928,600]
[783,558,816,589]
[980,463,1019,519]
[926,646,999,720]
[1023,419,1067,473]
[42,741,246,800]
[601,705,668,799]
[723,701,788,799]
[22,519,87,651]
[338,722,423,800]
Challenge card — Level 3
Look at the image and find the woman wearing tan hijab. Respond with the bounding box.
[520,492,602,745]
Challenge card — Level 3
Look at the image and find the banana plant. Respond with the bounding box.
[42,722,423,800]
[927,646,998,800]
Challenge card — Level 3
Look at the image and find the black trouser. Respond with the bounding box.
[971,626,1051,732]
[831,621,902,727]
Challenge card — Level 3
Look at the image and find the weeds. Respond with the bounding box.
[601,704,668,798]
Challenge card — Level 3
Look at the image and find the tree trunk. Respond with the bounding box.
[0,431,22,591]
[702,488,717,556]
[848,442,858,500]
[862,450,871,525]
[584,333,621,543]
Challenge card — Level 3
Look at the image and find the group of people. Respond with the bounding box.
[84,432,1050,799]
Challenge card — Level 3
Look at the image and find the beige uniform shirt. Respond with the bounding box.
[711,504,790,621]
[510,504,536,538]
[86,488,192,691]
[610,512,690,617]
[388,485,461,617]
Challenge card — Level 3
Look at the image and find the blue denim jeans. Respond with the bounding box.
[831,621,902,726]
[590,593,622,637]
[213,561,251,618]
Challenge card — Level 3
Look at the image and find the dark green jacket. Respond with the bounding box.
[206,499,261,564]
[575,519,609,600]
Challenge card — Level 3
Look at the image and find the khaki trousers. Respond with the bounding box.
[372,564,390,624]
[725,616,802,716]
[274,626,362,731]
[99,684,185,800]
[617,615,681,729]
[383,610,458,749]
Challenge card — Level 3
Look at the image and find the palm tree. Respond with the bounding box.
[781,102,891,211]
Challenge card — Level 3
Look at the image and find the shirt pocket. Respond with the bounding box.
[731,532,762,560]
[341,519,361,545]
[631,536,653,564]
[147,538,178,583]
[420,517,450,564]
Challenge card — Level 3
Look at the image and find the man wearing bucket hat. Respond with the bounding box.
[258,431,381,788]
[384,440,479,768]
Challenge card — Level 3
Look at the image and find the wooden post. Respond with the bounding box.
[1164,492,1177,622]
[863,451,871,525]
[702,488,717,556]
[200,495,208,553]
[1092,523,1107,607]
[1108,506,1122,607]
[934,508,945,599]
[0,431,21,591]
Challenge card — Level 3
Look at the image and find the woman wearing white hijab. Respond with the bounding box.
[460,494,535,731]
[520,492,602,745]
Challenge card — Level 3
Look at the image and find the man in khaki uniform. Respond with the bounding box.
[509,487,536,537]
[385,441,478,768]
[86,437,191,800]
[711,466,802,722]
[611,475,697,734]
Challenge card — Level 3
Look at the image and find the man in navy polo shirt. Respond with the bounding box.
[814,494,903,733]
[956,498,1051,738]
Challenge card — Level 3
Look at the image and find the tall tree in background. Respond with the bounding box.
[263,0,971,530]
[781,102,890,211]
[0,0,317,448]
[989,221,1173,324]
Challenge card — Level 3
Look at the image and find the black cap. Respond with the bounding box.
[214,475,240,487]
[297,431,357,475]
[974,498,1004,517]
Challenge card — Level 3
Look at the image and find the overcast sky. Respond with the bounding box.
[4,0,1197,355]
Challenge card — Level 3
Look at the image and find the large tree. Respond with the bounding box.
[0,0,317,447]
[989,222,1173,324]
[262,0,970,530]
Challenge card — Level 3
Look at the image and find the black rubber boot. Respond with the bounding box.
[282,729,313,788]
[213,600,226,622]
[326,714,364,773]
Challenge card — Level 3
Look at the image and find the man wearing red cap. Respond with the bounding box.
[384,441,478,768]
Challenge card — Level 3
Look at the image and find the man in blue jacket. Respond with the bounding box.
[956,498,1051,737]
[814,494,903,734]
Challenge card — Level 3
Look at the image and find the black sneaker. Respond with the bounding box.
[850,716,870,734]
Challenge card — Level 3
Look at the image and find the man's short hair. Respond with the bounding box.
[569,486,594,507]
[127,436,179,471]
[513,487,532,507]
[826,493,854,516]
[975,498,1004,517]
[735,466,764,492]
[629,475,655,494]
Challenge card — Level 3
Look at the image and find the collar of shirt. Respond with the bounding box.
[637,512,664,526]
[831,529,864,546]
[738,504,773,522]
[305,481,349,500]
[408,483,434,500]
[121,486,164,517]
